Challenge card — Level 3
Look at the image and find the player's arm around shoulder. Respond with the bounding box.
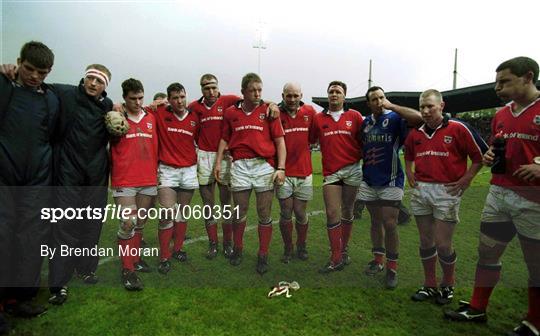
[383,99,423,127]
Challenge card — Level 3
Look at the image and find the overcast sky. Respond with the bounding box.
[2,0,539,109]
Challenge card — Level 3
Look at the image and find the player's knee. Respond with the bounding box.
[256,204,271,219]
[325,208,340,223]
[258,217,272,226]
[279,212,292,223]
[117,205,137,239]
[436,244,453,257]
[159,204,176,222]
[385,224,398,237]
[419,235,433,249]
[382,216,398,230]
[477,238,504,264]
[294,213,307,225]
[158,219,174,230]
[341,207,354,220]
[118,218,136,239]
[234,215,247,225]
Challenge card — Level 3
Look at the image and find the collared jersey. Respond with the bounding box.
[311,108,364,176]
[404,118,487,183]
[361,110,408,188]
[110,111,158,188]
[188,94,239,152]
[490,99,540,203]
[221,101,285,167]
[279,103,316,177]
[152,105,199,168]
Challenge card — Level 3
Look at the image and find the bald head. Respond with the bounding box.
[282,82,303,113]
[283,82,302,93]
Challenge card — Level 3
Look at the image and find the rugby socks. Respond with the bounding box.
[295,220,308,247]
[173,221,187,253]
[386,252,398,273]
[258,220,273,256]
[470,263,502,311]
[222,221,233,245]
[439,251,457,286]
[118,237,136,271]
[158,226,173,260]
[420,246,438,288]
[279,219,293,253]
[327,222,343,264]
[373,247,386,265]
[206,221,219,244]
[133,230,143,263]
[341,218,353,251]
[527,286,540,330]
[233,221,246,251]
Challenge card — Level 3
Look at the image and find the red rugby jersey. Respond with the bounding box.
[110,111,158,188]
[311,109,363,176]
[153,105,199,168]
[188,94,239,152]
[280,103,315,177]
[490,99,540,203]
[221,101,285,167]
[404,119,487,183]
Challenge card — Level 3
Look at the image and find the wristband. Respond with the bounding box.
[277,168,285,171]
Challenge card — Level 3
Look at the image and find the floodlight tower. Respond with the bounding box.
[253,21,268,74]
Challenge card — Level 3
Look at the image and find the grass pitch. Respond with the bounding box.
[10,152,529,335]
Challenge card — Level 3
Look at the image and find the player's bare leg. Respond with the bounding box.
[365,204,386,275]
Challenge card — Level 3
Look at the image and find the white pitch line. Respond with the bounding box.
[96,210,326,266]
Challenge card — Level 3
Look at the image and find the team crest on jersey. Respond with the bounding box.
[345,120,352,127]
[217,106,223,114]
[382,118,389,128]
[259,113,266,120]
[190,121,196,127]
[147,122,153,130]
[303,115,309,122]
[534,115,540,125]
[444,136,453,144]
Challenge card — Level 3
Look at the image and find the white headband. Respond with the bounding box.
[85,69,110,87]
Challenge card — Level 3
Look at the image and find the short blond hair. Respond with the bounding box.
[420,89,443,102]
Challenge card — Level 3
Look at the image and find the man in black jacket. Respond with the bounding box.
[47,64,113,305]
[0,41,59,326]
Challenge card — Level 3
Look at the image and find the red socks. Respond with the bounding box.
[279,220,293,252]
[327,223,343,264]
[470,263,502,311]
[420,246,438,288]
[158,226,173,260]
[173,221,187,252]
[258,222,273,256]
[233,221,246,251]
